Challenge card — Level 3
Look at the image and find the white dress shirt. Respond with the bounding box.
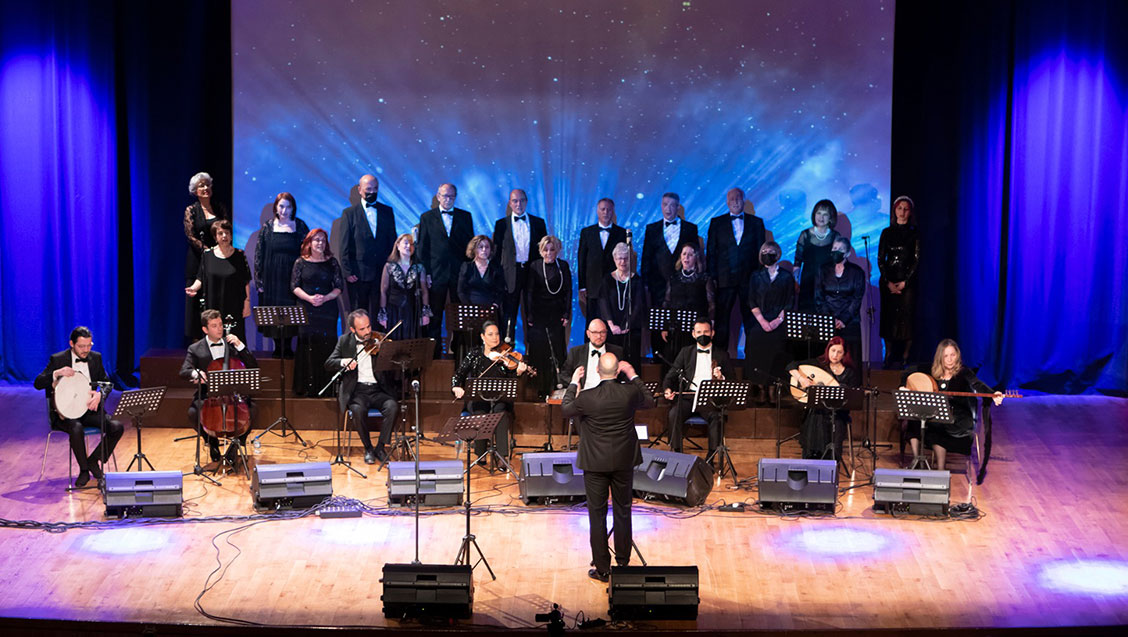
[584,343,606,390]
[731,213,744,245]
[599,224,612,248]
[512,213,531,263]
[365,202,380,238]
[691,346,713,411]
[440,208,454,235]
[663,218,680,253]
[356,343,377,384]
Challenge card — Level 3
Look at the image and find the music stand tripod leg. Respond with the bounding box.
[330,411,367,479]
[455,439,497,581]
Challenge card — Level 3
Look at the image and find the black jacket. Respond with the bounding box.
[562,376,655,472]
[557,342,625,389]
[662,343,735,392]
[339,201,397,282]
[640,218,699,304]
[576,223,627,297]
[35,349,111,427]
[417,207,474,288]
[706,212,766,288]
[492,213,548,293]
[324,332,397,411]
[178,338,259,399]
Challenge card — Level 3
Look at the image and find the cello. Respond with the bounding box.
[200,316,252,439]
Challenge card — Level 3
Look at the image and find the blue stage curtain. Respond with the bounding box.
[0,1,120,381]
[963,1,1128,393]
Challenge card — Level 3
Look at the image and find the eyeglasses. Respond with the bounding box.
[587,329,607,335]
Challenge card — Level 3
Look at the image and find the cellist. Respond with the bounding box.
[180,309,259,467]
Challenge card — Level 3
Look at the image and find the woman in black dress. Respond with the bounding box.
[879,196,920,369]
[377,233,432,339]
[747,240,795,401]
[185,220,251,342]
[455,235,504,363]
[901,339,1004,470]
[291,228,343,397]
[661,243,714,368]
[787,336,860,459]
[815,236,866,368]
[254,192,309,357]
[523,236,572,397]
[599,242,645,368]
[793,199,842,312]
[183,172,231,342]
[451,320,530,462]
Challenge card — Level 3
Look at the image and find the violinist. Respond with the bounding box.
[325,309,401,465]
[451,320,531,462]
[661,319,733,460]
[180,309,259,467]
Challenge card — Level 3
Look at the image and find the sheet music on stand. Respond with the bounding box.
[807,385,866,412]
[373,338,435,373]
[252,305,309,330]
[785,311,836,342]
[111,386,166,420]
[694,380,750,412]
[207,368,261,396]
[894,390,954,423]
[436,412,505,445]
[467,377,518,403]
[646,308,698,333]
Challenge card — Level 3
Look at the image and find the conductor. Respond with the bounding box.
[561,352,655,582]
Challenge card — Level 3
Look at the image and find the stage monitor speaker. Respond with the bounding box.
[251,461,332,511]
[633,448,713,506]
[388,460,464,507]
[757,458,837,511]
[519,451,586,504]
[608,565,699,620]
[873,468,950,515]
[381,563,473,619]
[104,471,183,518]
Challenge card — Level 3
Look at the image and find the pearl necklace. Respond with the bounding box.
[542,260,563,295]
[811,227,830,241]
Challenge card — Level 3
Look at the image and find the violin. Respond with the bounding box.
[361,330,388,356]
[489,343,537,377]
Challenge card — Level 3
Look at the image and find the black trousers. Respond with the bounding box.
[466,400,511,458]
[427,283,453,358]
[714,285,752,354]
[53,412,124,473]
[348,383,399,452]
[188,400,256,461]
[667,399,722,455]
[347,278,378,315]
[500,264,530,340]
[584,467,634,574]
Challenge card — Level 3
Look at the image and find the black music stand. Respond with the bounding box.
[114,387,166,472]
[698,380,751,483]
[465,377,518,477]
[646,308,698,334]
[807,385,864,469]
[205,368,261,477]
[252,305,307,447]
[437,412,505,581]
[448,303,497,361]
[894,390,954,470]
[374,337,437,463]
[785,311,836,360]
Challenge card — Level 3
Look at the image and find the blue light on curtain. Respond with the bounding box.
[0,1,119,381]
[959,0,1128,393]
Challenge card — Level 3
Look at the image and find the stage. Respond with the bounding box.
[1,384,1126,635]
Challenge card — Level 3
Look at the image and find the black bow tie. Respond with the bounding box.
[599,227,610,232]
[697,349,709,354]
[665,220,678,227]
[210,342,225,348]
[441,209,453,215]
[512,215,526,222]
[74,357,89,363]
[731,214,743,220]
[590,350,602,357]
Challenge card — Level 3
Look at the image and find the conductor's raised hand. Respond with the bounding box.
[570,366,585,386]
[617,360,637,379]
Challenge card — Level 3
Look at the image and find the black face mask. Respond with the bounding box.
[760,253,779,266]
[831,250,846,264]
[363,192,378,204]
[695,334,712,347]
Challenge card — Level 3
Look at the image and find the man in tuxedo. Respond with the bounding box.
[576,198,627,322]
[418,182,475,357]
[562,352,655,582]
[492,188,547,340]
[325,309,400,465]
[557,319,625,391]
[706,187,766,354]
[34,326,125,488]
[641,192,699,358]
[180,309,259,469]
[340,174,397,315]
[662,319,734,458]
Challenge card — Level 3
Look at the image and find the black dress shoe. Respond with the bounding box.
[89,464,105,481]
[587,568,609,583]
[74,470,91,488]
[374,447,389,464]
[364,450,377,465]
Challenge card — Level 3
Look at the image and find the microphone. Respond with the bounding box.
[411,379,421,392]
[626,229,633,248]
[505,318,514,344]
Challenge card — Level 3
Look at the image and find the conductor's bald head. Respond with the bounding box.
[597,352,620,379]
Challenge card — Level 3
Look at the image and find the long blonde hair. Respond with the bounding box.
[931,339,962,378]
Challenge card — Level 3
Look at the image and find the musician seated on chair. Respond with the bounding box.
[661,319,733,460]
[557,319,624,392]
[34,326,125,488]
[787,336,859,460]
[451,320,530,464]
[325,309,399,465]
[899,339,1003,471]
[180,309,259,467]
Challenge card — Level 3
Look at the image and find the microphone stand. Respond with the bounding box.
[648,350,696,450]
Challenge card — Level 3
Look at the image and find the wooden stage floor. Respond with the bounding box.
[1,385,1126,634]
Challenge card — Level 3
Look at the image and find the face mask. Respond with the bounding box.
[363,192,378,204]
[695,334,712,347]
[760,253,779,266]
[831,250,846,264]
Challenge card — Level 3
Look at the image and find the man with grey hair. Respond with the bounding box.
[418,182,474,357]
[562,351,654,582]
[339,174,397,315]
